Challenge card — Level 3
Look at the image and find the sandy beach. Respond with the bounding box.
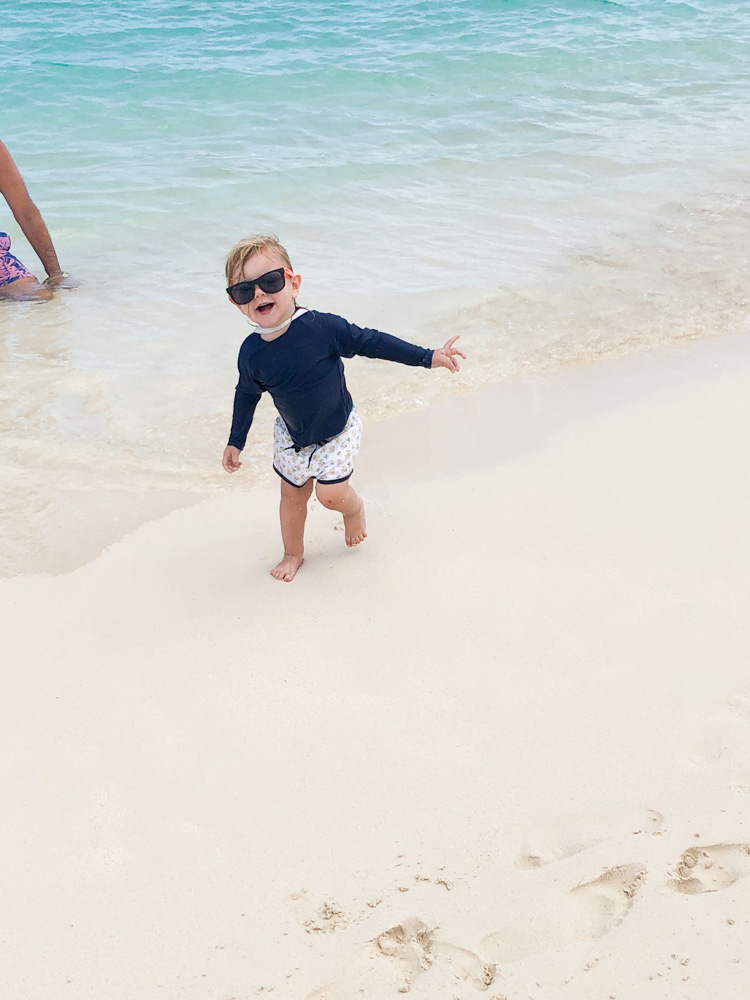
[3,331,750,999]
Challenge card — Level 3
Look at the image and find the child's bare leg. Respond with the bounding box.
[315,481,367,547]
[273,478,313,581]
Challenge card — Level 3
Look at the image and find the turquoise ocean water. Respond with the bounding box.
[3,0,750,573]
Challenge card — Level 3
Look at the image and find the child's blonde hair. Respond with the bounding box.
[225,234,293,285]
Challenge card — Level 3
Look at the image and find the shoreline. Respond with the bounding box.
[3,331,750,998]
[7,311,750,581]
[5,179,750,579]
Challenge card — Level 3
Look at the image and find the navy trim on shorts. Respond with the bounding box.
[273,465,353,488]
[273,465,311,488]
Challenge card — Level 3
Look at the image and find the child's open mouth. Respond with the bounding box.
[257,302,274,316]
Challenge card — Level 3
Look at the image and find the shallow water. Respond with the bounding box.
[2,0,750,574]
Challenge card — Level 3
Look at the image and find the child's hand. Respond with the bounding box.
[223,445,242,473]
[431,335,466,373]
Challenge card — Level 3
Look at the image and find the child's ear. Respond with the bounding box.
[290,271,302,295]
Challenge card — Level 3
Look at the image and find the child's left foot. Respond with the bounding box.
[271,554,303,582]
[344,500,367,547]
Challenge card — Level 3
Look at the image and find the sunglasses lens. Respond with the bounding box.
[230,284,254,305]
[257,269,286,294]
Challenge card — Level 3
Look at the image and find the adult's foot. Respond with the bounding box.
[344,500,367,547]
[271,554,304,582]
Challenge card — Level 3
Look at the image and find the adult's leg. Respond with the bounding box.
[0,275,52,301]
[272,477,314,581]
[315,480,367,547]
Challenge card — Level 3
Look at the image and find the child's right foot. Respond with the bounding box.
[344,499,367,547]
[271,554,303,582]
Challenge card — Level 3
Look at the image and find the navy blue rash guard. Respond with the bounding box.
[227,310,434,450]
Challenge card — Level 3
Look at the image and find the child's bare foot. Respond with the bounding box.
[344,500,367,547]
[271,554,303,582]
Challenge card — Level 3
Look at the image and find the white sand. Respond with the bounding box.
[3,332,750,999]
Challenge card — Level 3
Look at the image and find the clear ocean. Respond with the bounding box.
[3,0,750,573]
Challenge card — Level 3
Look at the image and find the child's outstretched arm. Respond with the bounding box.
[331,314,467,373]
[430,335,466,373]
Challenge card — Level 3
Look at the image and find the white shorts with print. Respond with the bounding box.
[273,408,363,488]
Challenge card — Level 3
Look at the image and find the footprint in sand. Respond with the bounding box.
[515,831,606,870]
[723,691,750,718]
[376,916,497,992]
[684,688,750,774]
[515,809,663,870]
[667,844,750,894]
[568,863,647,939]
[480,863,647,963]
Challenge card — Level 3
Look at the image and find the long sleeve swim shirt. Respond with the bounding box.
[227,310,434,451]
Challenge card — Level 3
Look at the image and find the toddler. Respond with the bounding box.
[222,235,465,582]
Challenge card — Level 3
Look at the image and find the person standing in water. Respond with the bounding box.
[0,140,68,300]
[222,234,466,582]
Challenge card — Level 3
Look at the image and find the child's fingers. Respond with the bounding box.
[441,335,466,362]
[433,350,461,372]
[222,449,242,473]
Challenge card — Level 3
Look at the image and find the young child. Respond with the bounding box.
[222,235,465,582]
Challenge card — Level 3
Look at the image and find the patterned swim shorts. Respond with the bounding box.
[273,408,363,488]
[0,233,33,288]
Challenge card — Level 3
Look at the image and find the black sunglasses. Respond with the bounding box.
[226,267,288,305]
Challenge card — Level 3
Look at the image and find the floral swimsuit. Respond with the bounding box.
[0,232,33,287]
